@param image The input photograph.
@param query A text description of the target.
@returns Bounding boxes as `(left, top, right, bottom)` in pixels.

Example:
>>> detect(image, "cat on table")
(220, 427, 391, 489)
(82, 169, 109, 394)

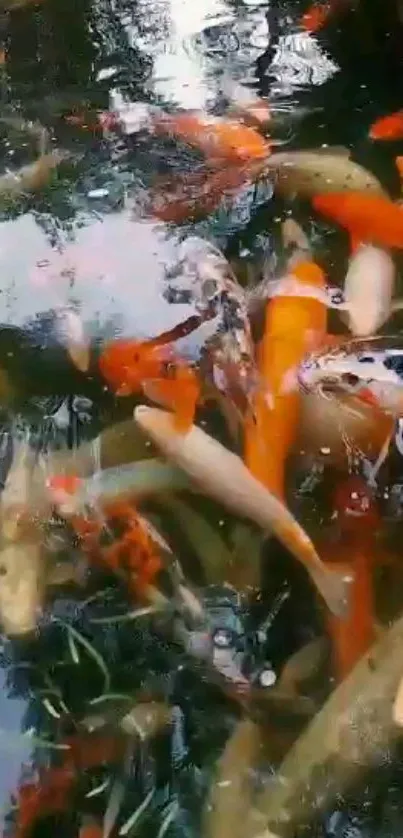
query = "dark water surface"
(0, 1, 402, 836)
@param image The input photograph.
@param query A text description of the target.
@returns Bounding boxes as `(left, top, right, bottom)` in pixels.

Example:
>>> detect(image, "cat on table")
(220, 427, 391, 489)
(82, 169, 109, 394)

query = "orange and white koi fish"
(244, 220, 327, 500)
(369, 111, 403, 141)
(324, 476, 378, 681)
(134, 405, 351, 616)
(312, 191, 403, 250)
(99, 339, 200, 433)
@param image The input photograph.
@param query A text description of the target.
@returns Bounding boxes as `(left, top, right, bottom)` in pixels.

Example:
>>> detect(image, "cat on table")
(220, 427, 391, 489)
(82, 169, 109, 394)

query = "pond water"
(0, 1, 403, 837)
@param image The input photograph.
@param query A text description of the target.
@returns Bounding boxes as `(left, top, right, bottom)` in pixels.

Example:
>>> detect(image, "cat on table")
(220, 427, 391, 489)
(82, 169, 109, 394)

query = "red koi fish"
(99, 339, 200, 433)
(312, 191, 403, 250)
(324, 476, 378, 681)
(369, 111, 403, 141)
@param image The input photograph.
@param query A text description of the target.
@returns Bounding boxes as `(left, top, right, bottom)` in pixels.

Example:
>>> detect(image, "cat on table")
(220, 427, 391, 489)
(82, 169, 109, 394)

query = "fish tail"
(310, 563, 353, 617)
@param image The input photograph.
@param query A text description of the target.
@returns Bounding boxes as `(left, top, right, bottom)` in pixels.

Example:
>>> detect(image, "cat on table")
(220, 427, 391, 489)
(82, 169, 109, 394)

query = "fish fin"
(311, 564, 353, 617)
(302, 145, 351, 157)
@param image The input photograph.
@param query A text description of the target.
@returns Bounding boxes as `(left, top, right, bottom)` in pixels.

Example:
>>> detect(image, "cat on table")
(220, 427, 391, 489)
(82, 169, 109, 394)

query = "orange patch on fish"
(313, 191, 403, 250)
(396, 156, 403, 180)
(99, 339, 200, 432)
(369, 111, 403, 141)
(244, 259, 327, 499)
(300, 2, 332, 32)
(324, 477, 378, 681)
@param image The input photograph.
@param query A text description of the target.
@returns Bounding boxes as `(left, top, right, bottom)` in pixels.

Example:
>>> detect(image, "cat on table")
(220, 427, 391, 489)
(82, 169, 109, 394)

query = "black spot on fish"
(384, 355, 403, 378)
(359, 356, 375, 363)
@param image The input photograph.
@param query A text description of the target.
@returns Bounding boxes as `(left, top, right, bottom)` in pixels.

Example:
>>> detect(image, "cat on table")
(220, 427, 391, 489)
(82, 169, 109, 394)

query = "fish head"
(298, 336, 403, 413)
(332, 476, 379, 532)
(0, 541, 44, 635)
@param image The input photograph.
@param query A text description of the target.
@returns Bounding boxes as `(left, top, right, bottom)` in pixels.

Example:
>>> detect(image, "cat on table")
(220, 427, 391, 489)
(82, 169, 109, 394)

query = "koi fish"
(369, 110, 403, 141)
(242, 610, 403, 838)
(99, 339, 200, 433)
(298, 335, 403, 417)
(312, 191, 403, 250)
(134, 405, 351, 616)
(244, 224, 327, 499)
(324, 476, 378, 681)
(165, 236, 258, 413)
(0, 148, 70, 202)
(150, 159, 268, 224)
(153, 110, 271, 166)
(265, 148, 385, 200)
(342, 244, 396, 336)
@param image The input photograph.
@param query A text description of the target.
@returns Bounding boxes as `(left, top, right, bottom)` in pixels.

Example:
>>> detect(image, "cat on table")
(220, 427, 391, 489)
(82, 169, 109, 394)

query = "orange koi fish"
(99, 339, 200, 433)
(153, 111, 271, 166)
(324, 476, 378, 681)
(312, 191, 403, 250)
(369, 111, 403, 141)
(244, 253, 327, 499)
